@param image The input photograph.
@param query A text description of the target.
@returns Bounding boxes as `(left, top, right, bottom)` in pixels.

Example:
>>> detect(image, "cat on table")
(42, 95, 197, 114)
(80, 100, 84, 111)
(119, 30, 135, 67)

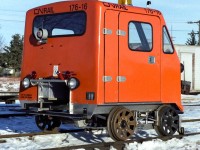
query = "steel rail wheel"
(155, 106, 179, 136)
(107, 107, 124, 141)
(35, 115, 61, 131)
(108, 107, 136, 141)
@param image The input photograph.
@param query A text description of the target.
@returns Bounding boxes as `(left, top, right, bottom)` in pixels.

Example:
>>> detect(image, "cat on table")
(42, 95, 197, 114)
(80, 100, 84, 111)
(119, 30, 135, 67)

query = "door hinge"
(117, 76, 126, 82)
(103, 76, 112, 82)
(103, 28, 112, 35)
(116, 30, 126, 36)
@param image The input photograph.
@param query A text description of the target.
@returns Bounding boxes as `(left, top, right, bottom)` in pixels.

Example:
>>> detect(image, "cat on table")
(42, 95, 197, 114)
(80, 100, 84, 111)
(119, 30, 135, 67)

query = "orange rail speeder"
(19, 0, 184, 141)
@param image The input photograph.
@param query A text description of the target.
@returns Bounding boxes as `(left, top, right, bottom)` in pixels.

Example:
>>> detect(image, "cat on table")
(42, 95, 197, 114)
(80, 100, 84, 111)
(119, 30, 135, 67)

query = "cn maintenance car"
(19, 0, 183, 141)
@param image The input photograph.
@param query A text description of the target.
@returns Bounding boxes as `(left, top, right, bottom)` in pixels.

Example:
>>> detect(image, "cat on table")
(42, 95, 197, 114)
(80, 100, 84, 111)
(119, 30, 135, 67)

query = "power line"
(0, 14, 24, 17)
(171, 29, 192, 32)
(0, 12, 25, 18)
(0, 11, 25, 15)
(0, 19, 24, 23)
(0, 9, 25, 13)
(188, 21, 200, 45)
(168, 22, 188, 24)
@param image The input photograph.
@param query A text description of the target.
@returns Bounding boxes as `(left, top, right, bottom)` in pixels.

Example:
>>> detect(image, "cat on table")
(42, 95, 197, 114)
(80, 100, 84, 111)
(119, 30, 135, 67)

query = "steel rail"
(182, 118, 200, 122)
(44, 131, 200, 150)
(183, 104, 200, 106)
(0, 129, 84, 140)
(0, 113, 31, 118)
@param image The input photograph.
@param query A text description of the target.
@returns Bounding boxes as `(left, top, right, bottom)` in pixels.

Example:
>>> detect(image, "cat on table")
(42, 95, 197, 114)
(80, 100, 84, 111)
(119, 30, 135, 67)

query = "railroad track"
(183, 104, 200, 106)
(0, 113, 31, 118)
(44, 131, 200, 150)
(0, 131, 59, 141)
(0, 118, 199, 149)
(0, 106, 30, 118)
(0, 128, 84, 142)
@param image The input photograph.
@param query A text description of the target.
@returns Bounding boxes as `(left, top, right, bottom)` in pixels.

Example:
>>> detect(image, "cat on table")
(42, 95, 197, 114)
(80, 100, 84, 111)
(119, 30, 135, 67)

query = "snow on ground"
(0, 77, 20, 92)
(0, 79, 200, 149)
(0, 96, 199, 149)
(182, 94, 200, 102)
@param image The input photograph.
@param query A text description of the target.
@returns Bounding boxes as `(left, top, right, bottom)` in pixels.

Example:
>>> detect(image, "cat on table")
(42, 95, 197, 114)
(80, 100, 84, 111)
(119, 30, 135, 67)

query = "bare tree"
(0, 35, 4, 51)
(0, 26, 5, 52)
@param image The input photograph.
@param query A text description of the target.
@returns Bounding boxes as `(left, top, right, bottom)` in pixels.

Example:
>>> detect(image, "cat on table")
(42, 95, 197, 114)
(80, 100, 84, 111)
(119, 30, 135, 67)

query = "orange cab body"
(19, 0, 183, 117)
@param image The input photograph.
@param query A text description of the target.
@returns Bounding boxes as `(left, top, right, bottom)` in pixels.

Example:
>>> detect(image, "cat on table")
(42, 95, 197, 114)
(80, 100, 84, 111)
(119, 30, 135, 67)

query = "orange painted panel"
(118, 12, 161, 102)
(104, 10, 119, 103)
(161, 26, 183, 111)
(19, 1, 102, 105)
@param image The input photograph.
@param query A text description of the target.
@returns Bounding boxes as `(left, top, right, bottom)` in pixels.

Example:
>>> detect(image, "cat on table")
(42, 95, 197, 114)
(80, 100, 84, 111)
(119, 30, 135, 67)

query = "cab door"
(104, 10, 119, 103)
(118, 12, 161, 102)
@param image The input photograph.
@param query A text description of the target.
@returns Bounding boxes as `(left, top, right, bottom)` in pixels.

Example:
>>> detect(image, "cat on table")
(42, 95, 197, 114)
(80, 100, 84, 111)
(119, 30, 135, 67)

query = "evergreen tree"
(3, 34, 23, 71)
(186, 30, 197, 45)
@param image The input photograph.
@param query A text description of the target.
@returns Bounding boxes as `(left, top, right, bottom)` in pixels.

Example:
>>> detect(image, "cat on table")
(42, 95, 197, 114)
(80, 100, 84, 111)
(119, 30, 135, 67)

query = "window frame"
(32, 11, 87, 38)
(128, 21, 153, 52)
(162, 26, 175, 54)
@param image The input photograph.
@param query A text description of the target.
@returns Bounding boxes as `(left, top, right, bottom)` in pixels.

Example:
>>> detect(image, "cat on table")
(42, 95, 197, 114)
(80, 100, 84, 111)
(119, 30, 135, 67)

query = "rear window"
(33, 11, 86, 37)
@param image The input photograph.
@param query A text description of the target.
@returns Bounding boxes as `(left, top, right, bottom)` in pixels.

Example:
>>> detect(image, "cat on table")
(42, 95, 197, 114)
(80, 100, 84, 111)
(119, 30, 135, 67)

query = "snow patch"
(0, 77, 20, 92)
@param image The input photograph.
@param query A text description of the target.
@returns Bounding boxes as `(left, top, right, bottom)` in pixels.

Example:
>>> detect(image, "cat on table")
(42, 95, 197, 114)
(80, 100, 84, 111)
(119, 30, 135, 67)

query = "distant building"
(175, 45, 200, 92)
(2, 68, 15, 76)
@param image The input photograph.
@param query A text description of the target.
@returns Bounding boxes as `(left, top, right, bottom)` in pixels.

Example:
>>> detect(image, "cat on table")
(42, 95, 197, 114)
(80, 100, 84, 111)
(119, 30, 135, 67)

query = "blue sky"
(0, 0, 199, 46)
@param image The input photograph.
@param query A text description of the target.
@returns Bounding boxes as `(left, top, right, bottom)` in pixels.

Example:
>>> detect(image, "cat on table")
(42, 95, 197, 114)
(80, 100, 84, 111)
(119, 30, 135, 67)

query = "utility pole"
(188, 20, 200, 45)
(170, 25, 175, 42)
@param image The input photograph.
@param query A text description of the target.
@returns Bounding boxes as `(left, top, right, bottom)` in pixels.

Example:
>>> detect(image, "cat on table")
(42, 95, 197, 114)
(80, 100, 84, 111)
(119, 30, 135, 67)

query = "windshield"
(33, 11, 86, 37)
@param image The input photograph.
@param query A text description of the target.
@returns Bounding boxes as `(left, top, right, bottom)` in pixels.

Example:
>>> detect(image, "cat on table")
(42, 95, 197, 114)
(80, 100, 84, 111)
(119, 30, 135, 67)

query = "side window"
(163, 27, 174, 54)
(129, 22, 152, 51)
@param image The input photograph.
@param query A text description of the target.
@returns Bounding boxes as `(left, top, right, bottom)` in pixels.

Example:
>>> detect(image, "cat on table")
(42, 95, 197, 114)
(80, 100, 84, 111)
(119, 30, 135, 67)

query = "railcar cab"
(19, 0, 183, 141)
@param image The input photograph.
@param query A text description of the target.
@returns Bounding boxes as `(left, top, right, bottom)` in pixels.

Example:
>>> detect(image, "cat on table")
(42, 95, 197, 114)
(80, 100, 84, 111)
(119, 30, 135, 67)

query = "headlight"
(34, 28, 48, 41)
(22, 78, 30, 89)
(67, 77, 80, 90)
